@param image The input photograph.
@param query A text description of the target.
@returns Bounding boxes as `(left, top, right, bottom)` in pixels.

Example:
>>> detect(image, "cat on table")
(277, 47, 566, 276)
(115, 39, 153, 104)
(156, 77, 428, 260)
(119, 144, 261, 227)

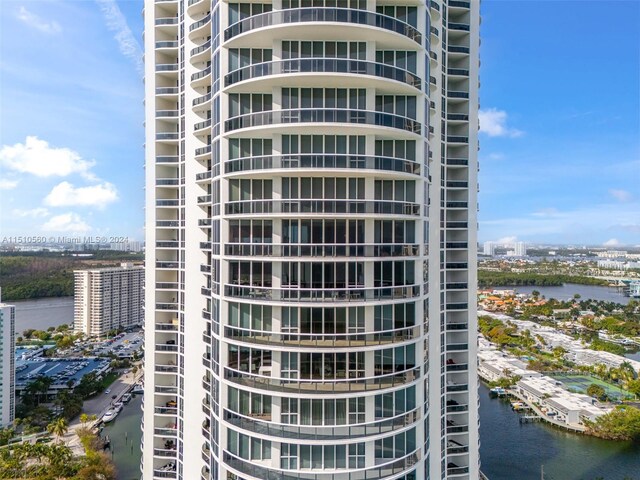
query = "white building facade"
(74, 263, 144, 337)
(0, 302, 16, 427)
(142, 0, 480, 479)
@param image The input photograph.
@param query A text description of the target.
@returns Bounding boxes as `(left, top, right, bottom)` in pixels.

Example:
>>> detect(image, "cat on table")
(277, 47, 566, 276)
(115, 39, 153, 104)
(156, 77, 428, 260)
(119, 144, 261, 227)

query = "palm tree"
(619, 361, 636, 381)
(80, 413, 89, 427)
(47, 418, 69, 444)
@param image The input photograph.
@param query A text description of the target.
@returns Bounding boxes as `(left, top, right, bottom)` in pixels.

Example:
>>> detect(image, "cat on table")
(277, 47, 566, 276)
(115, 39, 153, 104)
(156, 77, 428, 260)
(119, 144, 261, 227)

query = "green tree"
(627, 379, 640, 399)
(47, 417, 69, 443)
(586, 384, 606, 400)
(552, 346, 567, 359)
(0, 427, 15, 446)
(584, 405, 640, 441)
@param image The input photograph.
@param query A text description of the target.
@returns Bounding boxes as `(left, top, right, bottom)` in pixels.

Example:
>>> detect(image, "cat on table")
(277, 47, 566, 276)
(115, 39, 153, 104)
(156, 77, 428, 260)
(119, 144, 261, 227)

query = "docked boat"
(489, 387, 507, 397)
(122, 393, 132, 403)
(113, 402, 124, 412)
(102, 409, 118, 423)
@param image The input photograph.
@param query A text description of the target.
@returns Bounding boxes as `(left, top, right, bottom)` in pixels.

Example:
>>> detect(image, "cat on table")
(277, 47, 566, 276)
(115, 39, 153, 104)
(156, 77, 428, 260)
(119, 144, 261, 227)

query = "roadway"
(62, 366, 143, 455)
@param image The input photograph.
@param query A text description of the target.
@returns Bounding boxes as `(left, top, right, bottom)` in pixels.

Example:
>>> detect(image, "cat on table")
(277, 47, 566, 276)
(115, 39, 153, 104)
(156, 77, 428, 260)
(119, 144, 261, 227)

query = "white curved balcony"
(223, 154, 420, 177)
(224, 109, 421, 136)
(223, 325, 421, 350)
(223, 284, 422, 306)
(224, 8, 422, 50)
(224, 58, 421, 93)
(223, 448, 420, 480)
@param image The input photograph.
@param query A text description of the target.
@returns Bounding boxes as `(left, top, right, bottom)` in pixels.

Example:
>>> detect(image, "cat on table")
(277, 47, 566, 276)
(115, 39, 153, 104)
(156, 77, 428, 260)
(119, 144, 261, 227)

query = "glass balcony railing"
(225, 58, 421, 89)
(224, 199, 421, 216)
(225, 109, 421, 134)
(224, 365, 420, 395)
(224, 8, 422, 45)
(224, 325, 420, 348)
(223, 243, 420, 258)
(189, 14, 211, 32)
(224, 283, 421, 303)
(225, 153, 420, 175)
(223, 407, 419, 441)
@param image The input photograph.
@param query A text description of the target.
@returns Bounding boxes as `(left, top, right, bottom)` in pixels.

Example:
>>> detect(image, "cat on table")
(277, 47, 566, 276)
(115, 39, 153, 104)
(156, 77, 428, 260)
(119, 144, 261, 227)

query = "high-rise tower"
(0, 301, 16, 427)
(142, 1, 480, 479)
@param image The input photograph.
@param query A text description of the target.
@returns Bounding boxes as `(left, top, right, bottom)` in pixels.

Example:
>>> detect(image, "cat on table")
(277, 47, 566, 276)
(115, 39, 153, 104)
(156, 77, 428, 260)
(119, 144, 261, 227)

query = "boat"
(122, 393, 132, 403)
(113, 402, 124, 412)
(489, 387, 507, 397)
(131, 383, 144, 394)
(102, 410, 118, 423)
(511, 402, 525, 411)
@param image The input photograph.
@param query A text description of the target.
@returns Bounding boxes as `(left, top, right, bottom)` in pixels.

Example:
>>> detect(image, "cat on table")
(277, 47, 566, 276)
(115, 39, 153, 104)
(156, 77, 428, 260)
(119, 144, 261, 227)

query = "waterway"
(101, 394, 143, 480)
(511, 284, 631, 305)
(109, 387, 640, 480)
(10, 296, 74, 333)
(479, 384, 640, 480)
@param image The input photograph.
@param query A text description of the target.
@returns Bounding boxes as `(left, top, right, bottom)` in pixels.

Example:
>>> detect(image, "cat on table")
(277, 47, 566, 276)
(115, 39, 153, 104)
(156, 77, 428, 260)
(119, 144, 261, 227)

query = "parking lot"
(91, 330, 143, 358)
(15, 357, 110, 390)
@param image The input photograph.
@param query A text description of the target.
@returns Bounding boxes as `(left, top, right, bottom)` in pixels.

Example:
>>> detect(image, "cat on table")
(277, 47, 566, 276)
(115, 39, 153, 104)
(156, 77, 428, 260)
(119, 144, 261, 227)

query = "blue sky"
(0, 1, 638, 246)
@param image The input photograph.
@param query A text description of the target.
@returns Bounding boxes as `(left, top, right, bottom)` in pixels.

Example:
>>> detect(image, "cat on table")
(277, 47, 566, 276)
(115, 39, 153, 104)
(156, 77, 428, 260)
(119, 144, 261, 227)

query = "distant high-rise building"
(143, 0, 480, 479)
(0, 301, 15, 427)
(513, 242, 526, 257)
(74, 263, 144, 337)
(483, 241, 496, 256)
(110, 241, 145, 253)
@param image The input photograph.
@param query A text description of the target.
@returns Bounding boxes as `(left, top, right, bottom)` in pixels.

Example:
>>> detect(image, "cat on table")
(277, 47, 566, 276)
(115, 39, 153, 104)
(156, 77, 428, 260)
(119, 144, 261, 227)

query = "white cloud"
(96, 0, 144, 75)
(481, 201, 640, 244)
(42, 213, 91, 233)
(532, 208, 560, 218)
(12, 208, 50, 218)
(495, 236, 518, 245)
(479, 108, 523, 138)
(0, 179, 18, 190)
(16, 6, 61, 34)
(44, 181, 118, 208)
(0, 136, 96, 179)
(609, 189, 633, 202)
(603, 238, 620, 247)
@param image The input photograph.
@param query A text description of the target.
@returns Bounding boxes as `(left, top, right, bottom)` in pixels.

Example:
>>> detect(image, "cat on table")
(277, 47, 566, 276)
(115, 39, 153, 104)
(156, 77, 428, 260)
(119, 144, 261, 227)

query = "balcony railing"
(224, 199, 420, 216)
(223, 243, 420, 258)
(190, 40, 212, 57)
(225, 365, 420, 396)
(224, 407, 419, 441)
(155, 17, 178, 26)
(189, 14, 211, 32)
(224, 283, 421, 303)
(225, 108, 421, 134)
(224, 325, 420, 348)
(448, 22, 470, 32)
(448, 45, 470, 54)
(225, 58, 421, 89)
(225, 153, 420, 175)
(224, 8, 421, 45)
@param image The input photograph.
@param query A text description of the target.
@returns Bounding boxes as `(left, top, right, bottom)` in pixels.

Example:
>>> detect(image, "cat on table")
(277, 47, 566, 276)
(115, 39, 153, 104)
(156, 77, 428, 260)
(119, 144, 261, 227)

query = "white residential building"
(513, 242, 526, 257)
(0, 302, 16, 427)
(482, 241, 495, 256)
(515, 377, 611, 427)
(143, 1, 480, 479)
(74, 263, 144, 337)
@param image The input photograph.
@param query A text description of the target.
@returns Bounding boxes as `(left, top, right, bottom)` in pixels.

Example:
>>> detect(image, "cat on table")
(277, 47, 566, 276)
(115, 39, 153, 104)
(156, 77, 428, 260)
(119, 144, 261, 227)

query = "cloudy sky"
(0, 0, 638, 246)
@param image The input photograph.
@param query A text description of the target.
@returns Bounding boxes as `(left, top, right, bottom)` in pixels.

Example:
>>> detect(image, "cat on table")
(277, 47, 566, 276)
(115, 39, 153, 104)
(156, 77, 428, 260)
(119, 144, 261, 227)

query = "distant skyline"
(0, 1, 638, 245)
